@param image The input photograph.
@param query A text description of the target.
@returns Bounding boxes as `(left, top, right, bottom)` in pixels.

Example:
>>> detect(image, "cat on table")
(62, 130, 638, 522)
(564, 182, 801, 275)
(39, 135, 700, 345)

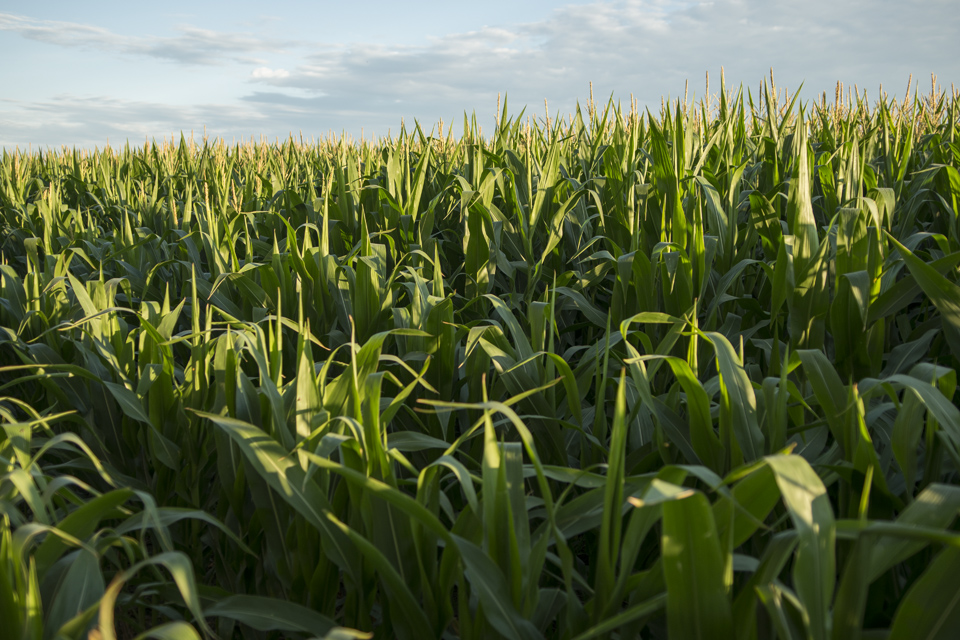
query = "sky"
(1, 0, 957, 149)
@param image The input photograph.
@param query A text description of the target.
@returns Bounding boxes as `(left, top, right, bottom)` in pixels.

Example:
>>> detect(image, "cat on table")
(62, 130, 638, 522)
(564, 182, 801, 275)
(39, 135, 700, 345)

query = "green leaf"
(114, 507, 253, 555)
(45, 550, 104, 640)
(99, 551, 210, 640)
(570, 593, 666, 640)
(102, 381, 152, 425)
(193, 410, 358, 578)
(662, 491, 732, 640)
(35, 489, 133, 572)
(888, 546, 960, 640)
(867, 484, 960, 581)
(132, 622, 201, 640)
(765, 454, 835, 640)
(703, 332, 764, 462)
(886, 233, 960, 360)
(204, 594, 340, 635)
(454, 535, 543, 640)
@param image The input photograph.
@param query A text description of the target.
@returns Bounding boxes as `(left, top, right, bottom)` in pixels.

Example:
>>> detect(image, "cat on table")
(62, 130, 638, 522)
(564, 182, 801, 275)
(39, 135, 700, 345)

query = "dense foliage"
(2, 79, 960, 640)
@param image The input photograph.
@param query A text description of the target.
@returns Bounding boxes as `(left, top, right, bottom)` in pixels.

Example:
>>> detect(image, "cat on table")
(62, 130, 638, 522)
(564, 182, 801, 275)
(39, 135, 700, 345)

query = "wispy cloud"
(0, 12, 285, 65)
(252, 67, 290, 80)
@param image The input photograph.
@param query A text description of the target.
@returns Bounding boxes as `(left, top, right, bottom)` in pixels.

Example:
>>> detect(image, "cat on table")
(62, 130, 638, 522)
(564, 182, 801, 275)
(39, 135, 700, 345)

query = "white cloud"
(252, 67, 290, 80)
(0, 12, 285, 65)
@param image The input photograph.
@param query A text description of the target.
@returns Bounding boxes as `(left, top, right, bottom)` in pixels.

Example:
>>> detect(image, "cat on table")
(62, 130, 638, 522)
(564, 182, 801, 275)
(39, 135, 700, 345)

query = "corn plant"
(1, 76, 959, 639)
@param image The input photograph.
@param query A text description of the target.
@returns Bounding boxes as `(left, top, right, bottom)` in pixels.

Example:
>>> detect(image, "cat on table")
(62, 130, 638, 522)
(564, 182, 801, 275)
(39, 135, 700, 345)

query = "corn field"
(2, 77, 960, 640)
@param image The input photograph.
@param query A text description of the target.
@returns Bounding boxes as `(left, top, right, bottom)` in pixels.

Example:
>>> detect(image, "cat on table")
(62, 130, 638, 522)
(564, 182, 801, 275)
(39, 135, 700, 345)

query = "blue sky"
(1, 0, 957, 148)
